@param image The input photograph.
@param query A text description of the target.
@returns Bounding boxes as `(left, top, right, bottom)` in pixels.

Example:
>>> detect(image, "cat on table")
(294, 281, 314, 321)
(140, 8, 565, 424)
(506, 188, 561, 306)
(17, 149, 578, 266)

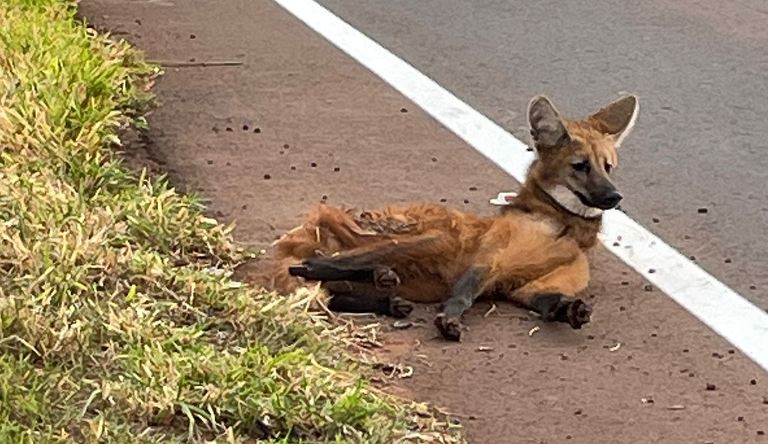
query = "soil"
(80, 1, 768, 442)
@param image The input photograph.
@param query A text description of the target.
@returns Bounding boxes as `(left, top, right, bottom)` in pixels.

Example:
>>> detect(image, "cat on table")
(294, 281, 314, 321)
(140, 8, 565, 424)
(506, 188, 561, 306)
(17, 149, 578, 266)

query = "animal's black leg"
(434, 268, 486, 341)
(324, 283, 413, 318)
(529, 292, 592, 329)
(289, 256, 400, 288)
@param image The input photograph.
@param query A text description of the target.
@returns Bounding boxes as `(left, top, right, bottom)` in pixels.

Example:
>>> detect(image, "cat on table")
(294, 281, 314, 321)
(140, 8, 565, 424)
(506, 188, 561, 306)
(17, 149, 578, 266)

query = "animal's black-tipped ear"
(528, 96, 570, 149)
(588, 95, 639, 147)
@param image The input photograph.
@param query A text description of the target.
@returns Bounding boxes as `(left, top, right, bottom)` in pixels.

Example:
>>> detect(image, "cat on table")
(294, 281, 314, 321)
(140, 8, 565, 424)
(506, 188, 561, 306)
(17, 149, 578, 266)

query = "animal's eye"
(604, 162, 613, 173)
(572, 160, 590, 173)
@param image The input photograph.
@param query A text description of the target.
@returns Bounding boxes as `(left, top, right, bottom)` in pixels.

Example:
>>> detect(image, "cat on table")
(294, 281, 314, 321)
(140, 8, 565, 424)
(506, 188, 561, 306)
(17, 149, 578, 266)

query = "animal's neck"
(511, 181, 603, 250)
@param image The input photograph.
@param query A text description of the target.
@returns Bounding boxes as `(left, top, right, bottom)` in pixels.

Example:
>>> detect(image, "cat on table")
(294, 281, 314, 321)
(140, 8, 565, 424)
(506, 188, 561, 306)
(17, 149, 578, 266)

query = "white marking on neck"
(545, 185, 603, 218)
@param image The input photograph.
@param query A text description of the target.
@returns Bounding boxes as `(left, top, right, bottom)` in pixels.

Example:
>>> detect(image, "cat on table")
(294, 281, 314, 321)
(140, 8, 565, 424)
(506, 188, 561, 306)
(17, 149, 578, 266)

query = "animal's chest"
(484, 215, 578, 286)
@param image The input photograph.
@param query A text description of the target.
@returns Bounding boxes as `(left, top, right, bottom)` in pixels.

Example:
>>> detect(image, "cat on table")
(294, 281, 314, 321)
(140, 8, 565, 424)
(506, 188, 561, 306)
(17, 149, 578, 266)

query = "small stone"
(431, 157, 438, 162)
(189, 34, 196, 39)
(750, 379, 757, 385)
(400, 107, 408, 113)
(310, 162, 317, 168)
(439, 198, 447, 203)
(648, 268, 656, 274)
(652, 217, 660, 223)
(253, 127, 261, 133)
(333, 167, 340, 172)
(724, 258, 732, 263)
(242, 124, 249, 130)
(263, 174, 271, 180)
(705, 383, 717, 391)
(697, 207, 709, 214)
(283, 143, 290, 149)
(643, 285, 653, 292)
(290, 166, 296, 171)
(225, 127, 233, 132)
(737, 416, 744, 421)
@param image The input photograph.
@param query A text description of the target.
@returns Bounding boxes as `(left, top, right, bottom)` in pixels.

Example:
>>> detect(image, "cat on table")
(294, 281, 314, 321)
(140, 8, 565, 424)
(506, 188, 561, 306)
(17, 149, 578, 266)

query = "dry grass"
(0, 1, 464, 442)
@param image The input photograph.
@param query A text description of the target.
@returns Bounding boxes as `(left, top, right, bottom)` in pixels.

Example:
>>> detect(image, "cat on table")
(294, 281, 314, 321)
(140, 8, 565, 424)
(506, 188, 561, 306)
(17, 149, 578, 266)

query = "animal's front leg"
(508, 254, 592, 329)
(434, 268, 488, 341)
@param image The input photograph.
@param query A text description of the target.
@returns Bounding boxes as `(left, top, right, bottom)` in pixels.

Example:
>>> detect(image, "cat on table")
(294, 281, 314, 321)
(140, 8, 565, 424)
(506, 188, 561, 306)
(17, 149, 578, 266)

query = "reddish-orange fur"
(267, 94, 639, 339)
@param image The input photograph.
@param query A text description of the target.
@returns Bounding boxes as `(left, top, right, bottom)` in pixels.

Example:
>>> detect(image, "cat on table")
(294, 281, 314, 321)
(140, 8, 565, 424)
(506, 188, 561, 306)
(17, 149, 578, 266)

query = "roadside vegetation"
(0, 1, 462, 442)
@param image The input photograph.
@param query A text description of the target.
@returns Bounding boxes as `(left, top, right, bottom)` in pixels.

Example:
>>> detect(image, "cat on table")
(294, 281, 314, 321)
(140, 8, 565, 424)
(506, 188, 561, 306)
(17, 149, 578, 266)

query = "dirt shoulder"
(81, 0, 768, 442)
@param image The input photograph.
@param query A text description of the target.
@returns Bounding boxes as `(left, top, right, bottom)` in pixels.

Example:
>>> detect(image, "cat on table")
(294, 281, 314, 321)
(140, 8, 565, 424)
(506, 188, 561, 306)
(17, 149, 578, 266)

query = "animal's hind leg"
(507, 253, 592, 329)
(324, 282, 413, 318)
(289, 257, 400, 289)
(288, 233, 440, 288)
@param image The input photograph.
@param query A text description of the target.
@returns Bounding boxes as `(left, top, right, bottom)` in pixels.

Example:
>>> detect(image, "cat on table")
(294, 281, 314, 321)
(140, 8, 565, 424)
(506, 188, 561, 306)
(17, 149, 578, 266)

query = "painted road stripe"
(273, 0, 768, 371)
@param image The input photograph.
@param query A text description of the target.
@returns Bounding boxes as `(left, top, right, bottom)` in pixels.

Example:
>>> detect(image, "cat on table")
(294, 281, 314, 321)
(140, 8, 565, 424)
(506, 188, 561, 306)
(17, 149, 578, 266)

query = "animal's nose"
(600, 191, 623, 209)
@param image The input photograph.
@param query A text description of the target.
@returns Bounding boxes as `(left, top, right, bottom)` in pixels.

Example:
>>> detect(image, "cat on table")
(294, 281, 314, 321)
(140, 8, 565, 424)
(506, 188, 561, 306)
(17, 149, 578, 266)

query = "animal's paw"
(533, 293, 592, 329)
(434, 314, 463, 341)
(373, 266, 401, 288)
(563, 298, 592, 329)
(388, 296, 413, 318)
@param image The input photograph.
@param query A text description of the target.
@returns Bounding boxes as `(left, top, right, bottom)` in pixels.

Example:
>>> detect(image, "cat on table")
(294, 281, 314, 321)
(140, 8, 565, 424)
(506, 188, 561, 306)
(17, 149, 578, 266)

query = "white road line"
(272, 0, 768, 371)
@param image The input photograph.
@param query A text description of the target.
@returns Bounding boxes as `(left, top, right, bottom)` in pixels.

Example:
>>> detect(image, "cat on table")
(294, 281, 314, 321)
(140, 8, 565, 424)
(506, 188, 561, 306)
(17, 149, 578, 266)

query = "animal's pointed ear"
(528, 95, 570, 149)
(588, 95, 639, 147)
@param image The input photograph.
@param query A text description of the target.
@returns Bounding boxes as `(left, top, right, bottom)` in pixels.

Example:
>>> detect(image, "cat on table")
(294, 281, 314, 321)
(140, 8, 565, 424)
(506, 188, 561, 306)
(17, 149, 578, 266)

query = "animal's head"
(526, 94, 639, 217)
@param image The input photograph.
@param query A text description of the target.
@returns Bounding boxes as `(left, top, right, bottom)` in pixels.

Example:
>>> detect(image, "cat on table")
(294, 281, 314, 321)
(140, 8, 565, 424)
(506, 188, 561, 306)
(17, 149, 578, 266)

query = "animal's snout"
(596, 190, 623, 209)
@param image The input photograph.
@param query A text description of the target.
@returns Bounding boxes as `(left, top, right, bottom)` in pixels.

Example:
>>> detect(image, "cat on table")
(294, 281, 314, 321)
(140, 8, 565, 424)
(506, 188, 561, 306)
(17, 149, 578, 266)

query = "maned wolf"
(269, 94, 638, 341)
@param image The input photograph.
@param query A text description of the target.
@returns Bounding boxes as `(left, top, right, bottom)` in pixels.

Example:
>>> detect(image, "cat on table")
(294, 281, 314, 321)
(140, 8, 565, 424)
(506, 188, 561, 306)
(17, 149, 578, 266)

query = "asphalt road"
(317, 0, 768, 309)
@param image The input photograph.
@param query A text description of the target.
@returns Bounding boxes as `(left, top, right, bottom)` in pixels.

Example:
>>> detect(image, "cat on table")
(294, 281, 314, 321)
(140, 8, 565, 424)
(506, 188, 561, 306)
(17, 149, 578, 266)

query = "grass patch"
(0, 1, 463, 442)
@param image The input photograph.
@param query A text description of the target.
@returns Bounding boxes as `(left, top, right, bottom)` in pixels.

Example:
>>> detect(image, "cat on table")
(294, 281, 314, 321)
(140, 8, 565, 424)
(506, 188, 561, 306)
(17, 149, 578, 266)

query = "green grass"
(0, 1, 463, 442)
